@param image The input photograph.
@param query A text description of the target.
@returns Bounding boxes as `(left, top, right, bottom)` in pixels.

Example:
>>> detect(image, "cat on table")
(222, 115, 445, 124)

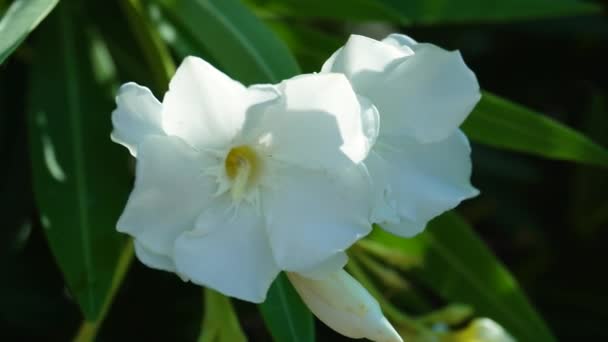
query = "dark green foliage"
(1, 0, 606, 340)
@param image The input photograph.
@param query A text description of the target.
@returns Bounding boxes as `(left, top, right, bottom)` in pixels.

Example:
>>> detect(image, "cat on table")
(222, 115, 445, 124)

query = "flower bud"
(287, 270, 403, 342)
(450, 318, 515, 342)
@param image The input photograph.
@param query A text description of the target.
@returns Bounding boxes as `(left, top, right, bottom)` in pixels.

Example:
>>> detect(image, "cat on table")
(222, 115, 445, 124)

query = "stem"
(73, 321, 97, 342)
(347, 254, 432, 337)
(355, 250, 432, 312)
(72, 240, 134, 342)
(417, 304, 473, 326)
(120, 0, 175, 93)
(355, 239, 421, 270)
(356, 250, 411, 290)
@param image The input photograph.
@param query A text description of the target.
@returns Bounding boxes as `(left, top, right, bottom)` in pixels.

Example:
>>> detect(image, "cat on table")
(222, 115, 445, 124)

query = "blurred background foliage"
(1, 0, 607, 341)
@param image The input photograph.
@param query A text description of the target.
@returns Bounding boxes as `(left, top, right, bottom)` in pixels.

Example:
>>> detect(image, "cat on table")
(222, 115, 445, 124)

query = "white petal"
(288, 271, 403, 342)
(369, 131, 478, 237)
(174, 196, 279, 303)
(321, 35, 413, 87)
(111, 82, 164, 156)
(323, 34, 480, 143)
(362, 43, 480, 143)
(134, 240, 177, 273)
(116, 135, 217, 254)
(295, 252, 348, 280)
(162, 56, 277, 150)
(358, 95, 380, 151)
(381, 33, 418, 49)
(242, 73, 375, 169)
(367, 151, 401, 226)
(263, 164, 372, 273)
(382, 217, 427, 239)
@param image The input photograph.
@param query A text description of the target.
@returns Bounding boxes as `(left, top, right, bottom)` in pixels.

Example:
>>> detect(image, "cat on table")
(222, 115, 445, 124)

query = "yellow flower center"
(224, 145, 260, 201)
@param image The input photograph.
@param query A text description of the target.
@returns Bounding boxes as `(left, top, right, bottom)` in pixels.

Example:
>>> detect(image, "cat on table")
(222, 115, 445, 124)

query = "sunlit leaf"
(26, 1, 132, 321)
(0, 0, 58, 64)
(259, 273, 315, 342)
(157, 0, 300, 85)
(464, 92, 608, 168)
(371, 212, 556, 341)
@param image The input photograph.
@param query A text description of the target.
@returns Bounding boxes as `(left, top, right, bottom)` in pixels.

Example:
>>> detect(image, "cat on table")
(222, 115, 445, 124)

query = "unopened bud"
(451, 318, 515, 342)
(287, 270, 403, 342)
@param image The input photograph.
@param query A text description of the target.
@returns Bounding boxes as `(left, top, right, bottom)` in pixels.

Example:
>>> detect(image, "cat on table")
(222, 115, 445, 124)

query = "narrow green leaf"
(246, 0, 600, 24)
(74, 241, 134, 341)
(371, 212, 556, 341)
(0, 62, 32, 258)
(198, 289, 247, 342)
(244, 0, 401, 22)
(569, 94, 608, 236)
(89, 0, 175, 96)
(157, 0, 300, 84)
(0, 0, 58, 64)
(265, 21, 343, 73)
(118, 0, 175, 92)
(259, 273, 315, 342)
(379, 0, 600, 24)
(26, 1, 132, 321)
(463, 92, 608, 168)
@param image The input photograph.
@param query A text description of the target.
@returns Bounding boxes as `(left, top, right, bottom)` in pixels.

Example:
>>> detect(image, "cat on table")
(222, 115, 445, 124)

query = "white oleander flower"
(322, 34, 481, 237)
(289, 270, 403, 342)
(111, 56, 377, 303)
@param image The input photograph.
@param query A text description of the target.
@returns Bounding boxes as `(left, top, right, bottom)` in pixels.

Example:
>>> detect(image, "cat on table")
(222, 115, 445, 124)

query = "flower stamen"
(224, 145, 260, 201)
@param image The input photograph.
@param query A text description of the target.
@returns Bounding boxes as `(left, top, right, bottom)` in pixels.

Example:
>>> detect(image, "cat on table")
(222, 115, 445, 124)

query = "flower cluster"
(111, 33, 480, 342)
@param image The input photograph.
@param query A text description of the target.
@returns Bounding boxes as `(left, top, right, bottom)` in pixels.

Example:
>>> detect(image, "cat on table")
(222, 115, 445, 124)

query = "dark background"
(1, 4, 607, 342)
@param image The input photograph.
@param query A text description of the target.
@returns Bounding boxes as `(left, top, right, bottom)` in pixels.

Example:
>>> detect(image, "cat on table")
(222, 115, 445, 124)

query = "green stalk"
(347, 253, 433, 338)
(73, 241, 134, 342)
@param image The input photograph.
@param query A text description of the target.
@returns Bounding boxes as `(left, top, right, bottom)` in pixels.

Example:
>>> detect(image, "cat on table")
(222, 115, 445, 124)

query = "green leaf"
(89, 1, 155, 91)
(265, 21, 344, 73)
(0, 61, 32, 258)
(89, 0, 175, 96)
(198, 289, 247, 342)
(379, 0, 600, 24)
(117, 0, 175, 92)
(371, 212, 556, 341)
(26, 1, 132, 321)
(247, 0, 600, 24)
(463, 92, 608, 168)
(244, 0, 401, 22)
(0, 0, 58, 64)
(156, 0, 300, 85)
(74, 241, 134, 341)
(569, 94, 608, 236)
(259, 273, 315, 342)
